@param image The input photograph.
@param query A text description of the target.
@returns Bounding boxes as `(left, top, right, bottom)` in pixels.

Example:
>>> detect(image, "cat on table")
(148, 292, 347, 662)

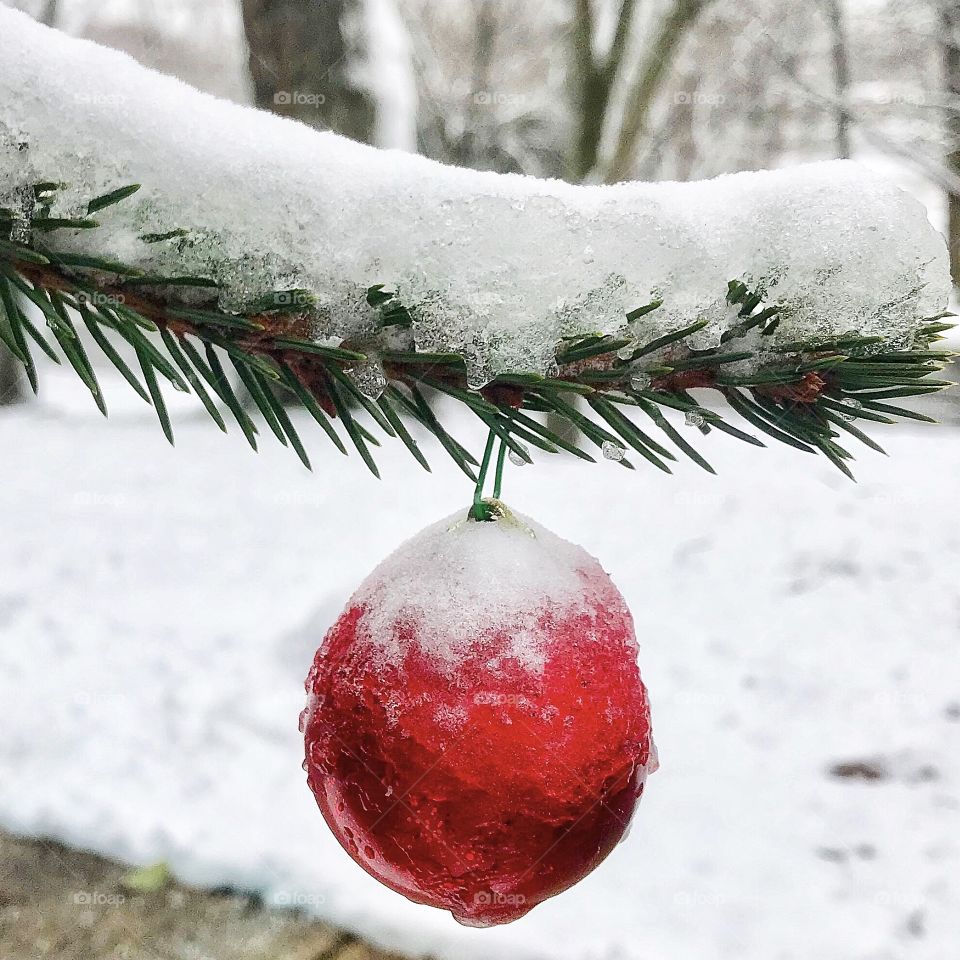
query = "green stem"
(468, 429, 497, 520)
(492, 438, 507, 499)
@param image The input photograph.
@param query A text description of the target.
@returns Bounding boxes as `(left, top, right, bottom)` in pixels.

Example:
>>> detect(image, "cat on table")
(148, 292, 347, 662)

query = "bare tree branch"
(749, 9, 960, 198)
(568, 0, 639, 182)
(37, 0, 58, 28)
(823, 0, 852, 159)
(603, 0, 709, 184)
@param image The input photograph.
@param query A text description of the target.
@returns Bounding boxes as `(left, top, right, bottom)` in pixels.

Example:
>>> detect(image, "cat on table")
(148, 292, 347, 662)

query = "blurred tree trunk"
(241, 0, 375, 142)
(555, 0, 640, 445)
(448, 0, 497, 169)
(560, 0, 642, 443)
(38, 0, 59, 27)
(240, 0, 377, 410)
(944, 2, 960, 285)
(567, 0, 637, 182)
(824, 0, 851, 159)
(604, 0, 709, 183)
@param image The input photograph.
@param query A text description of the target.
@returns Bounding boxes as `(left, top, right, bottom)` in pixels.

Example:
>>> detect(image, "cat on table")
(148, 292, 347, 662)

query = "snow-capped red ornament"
(302, 502, 655, 926)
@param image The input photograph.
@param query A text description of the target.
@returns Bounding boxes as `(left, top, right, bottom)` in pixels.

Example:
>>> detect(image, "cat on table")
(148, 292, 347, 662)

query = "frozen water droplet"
(840, 399, 863, 421)
(630, 371, 652, 391)
(602, 440, 626, 461)
(508, 445, 529, 466)
(347, 359, 386, 399)
(685, 410, 706, 428)
(6, 185, 33, 244)
(9, 218, 31, 245)
(466, 368, 493, 391)
(582, 245, 595, 264)
(616, 344, 635, 361)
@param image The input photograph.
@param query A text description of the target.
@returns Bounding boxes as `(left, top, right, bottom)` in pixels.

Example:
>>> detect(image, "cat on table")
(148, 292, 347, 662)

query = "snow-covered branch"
(0, 7, 955, 484)
(0, 6, 949, 389)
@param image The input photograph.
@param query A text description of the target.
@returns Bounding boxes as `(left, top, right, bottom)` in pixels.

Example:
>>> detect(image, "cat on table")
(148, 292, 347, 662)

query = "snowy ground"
(1, 370, 958, 960)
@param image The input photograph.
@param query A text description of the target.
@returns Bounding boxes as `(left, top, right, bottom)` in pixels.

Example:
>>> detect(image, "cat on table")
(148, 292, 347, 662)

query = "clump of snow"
(0, 7, 950, 387)
(349, 507, 617, 674)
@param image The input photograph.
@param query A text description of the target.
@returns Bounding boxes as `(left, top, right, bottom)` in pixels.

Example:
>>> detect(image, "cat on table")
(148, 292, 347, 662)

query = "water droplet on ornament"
(301, 758, 309, 772)
(630, 371, 652, 391)
(646, 738, 661, 776)
(685, 410, 706, 429)
(602, 440, 626, 461)
(363, 845, 375, 859)
(840, 399, 863, 421)
(508, 444, 529, 466)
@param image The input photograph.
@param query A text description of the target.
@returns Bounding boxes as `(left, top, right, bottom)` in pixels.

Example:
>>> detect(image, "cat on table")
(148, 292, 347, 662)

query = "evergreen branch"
(0, 181, 954, 481)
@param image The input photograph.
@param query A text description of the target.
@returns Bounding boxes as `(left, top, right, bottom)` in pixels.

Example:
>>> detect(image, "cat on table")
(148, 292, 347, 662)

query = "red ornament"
(302, 505, 655, 926)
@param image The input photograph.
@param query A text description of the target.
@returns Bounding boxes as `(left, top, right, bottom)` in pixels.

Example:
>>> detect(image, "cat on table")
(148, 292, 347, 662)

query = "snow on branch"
(0, 7, 949, 388)
(0, 8, 954, 481)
